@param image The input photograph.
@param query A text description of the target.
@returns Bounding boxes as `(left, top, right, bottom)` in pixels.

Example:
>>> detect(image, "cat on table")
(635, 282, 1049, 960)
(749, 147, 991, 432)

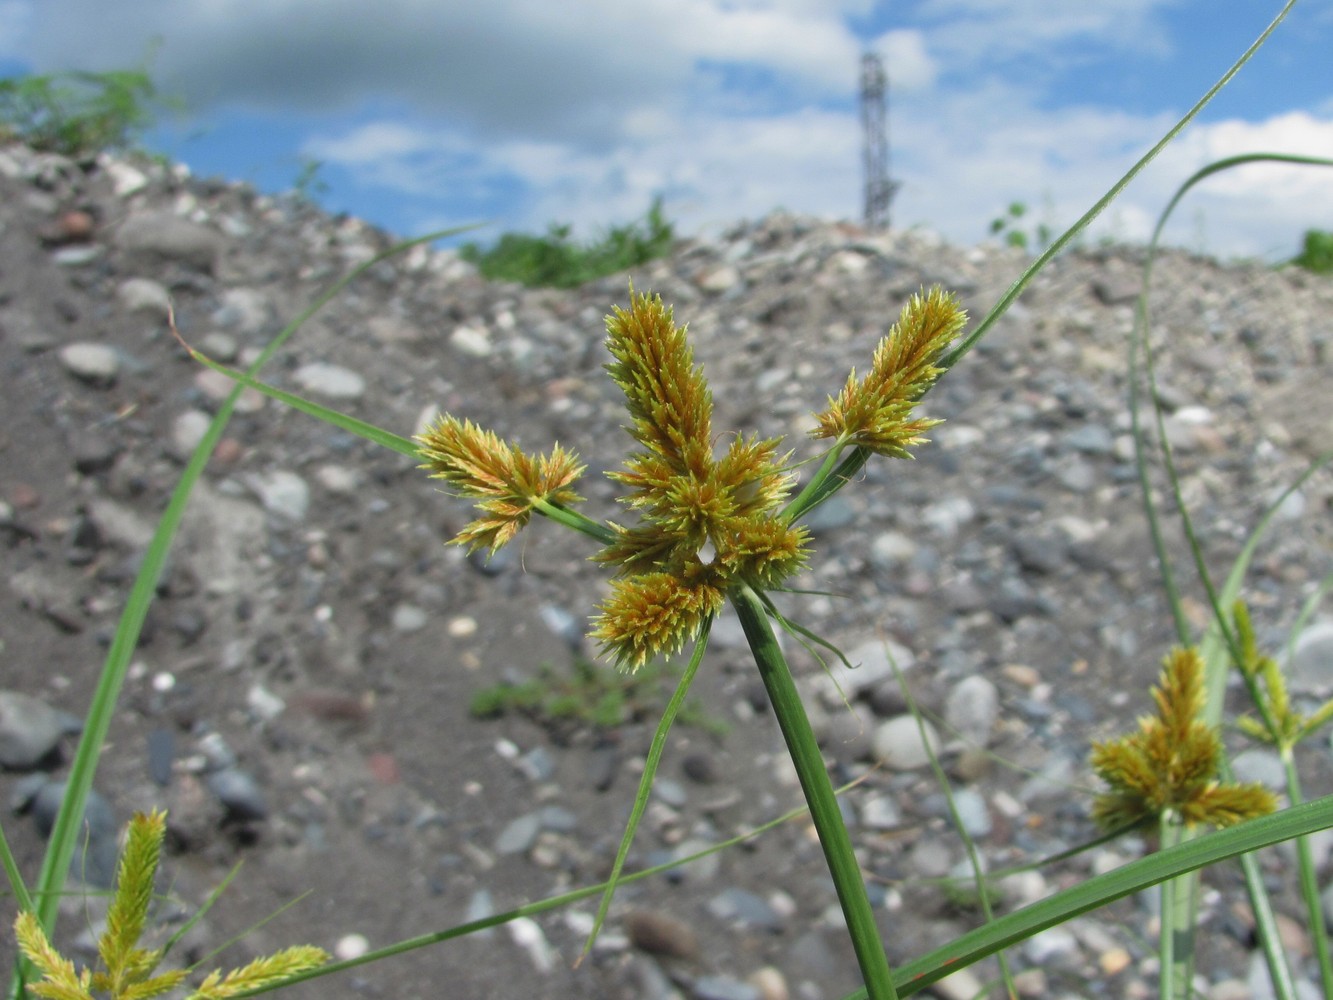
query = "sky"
(2, 1, 1331, 261)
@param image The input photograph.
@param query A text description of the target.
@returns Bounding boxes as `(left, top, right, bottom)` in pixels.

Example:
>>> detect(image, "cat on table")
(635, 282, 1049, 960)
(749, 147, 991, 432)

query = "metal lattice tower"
(859, 52, 898, 230)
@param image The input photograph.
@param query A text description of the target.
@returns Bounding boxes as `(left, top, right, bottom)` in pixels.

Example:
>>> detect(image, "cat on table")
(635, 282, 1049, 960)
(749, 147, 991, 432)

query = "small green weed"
(0, 68, 168, 157)
(459, 198, 674, 288)
(470, 654, 725, 737)
(987, 200, 1053, 253)
(1290, 228, 1333, 274)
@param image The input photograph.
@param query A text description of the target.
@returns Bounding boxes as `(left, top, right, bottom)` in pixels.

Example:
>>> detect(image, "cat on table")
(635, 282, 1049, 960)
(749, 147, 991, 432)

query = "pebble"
(451, 324, 492, 357)
(293, 362, 367, 400)
(507, 917, 554, 972)
(193, 368, 266, 412)
(117, 278, 171, 317)
(58, 342, 120, 384)
(944, 675, 999, 745)
(391, 603, 429, 632)
(707, 889, 784, 931)
(248, 469, 310, 521)
(494, 811, 543, 854)
(692, 975, 760, 1000)
(15, 780, 118, 887)
(871, 715, 941, 771)
(0, 690, 80, 768)
(205, 767, 269, 821)
(1285, 619, 1333, 692)
(116, 209, 223, 272)
(171, 409, 213, 457)
(334, 933, 370, 960)
(315, 464, 361, 493)
(811, 637, 915, 705)
(626, 909, 699, 959)
(747, 967, 788, 1000)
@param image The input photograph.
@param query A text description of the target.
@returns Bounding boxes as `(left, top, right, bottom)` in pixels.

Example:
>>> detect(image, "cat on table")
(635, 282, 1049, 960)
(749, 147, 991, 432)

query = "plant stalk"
(731, 583, 897, 1000)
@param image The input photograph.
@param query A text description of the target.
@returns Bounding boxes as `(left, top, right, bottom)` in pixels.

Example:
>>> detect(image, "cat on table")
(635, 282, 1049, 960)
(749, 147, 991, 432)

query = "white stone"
(871, 715, 941, 771)
(945, 676, 1000, 745)
(103, 159, 148, 197)
(171, 410, 213, 458)
(293, 362, 366, 400)
(59, 342, 120, 383)
(249, 470, 310, 521)
(1286, 619, 1333, 692)
(117, 277, 172, 317)
(451, 325, 491, 357)
(333, 933, 369, 960)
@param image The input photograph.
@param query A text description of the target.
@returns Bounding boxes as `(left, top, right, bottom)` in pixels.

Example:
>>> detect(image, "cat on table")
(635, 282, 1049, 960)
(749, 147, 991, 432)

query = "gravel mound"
(2, 141, 1332, 999)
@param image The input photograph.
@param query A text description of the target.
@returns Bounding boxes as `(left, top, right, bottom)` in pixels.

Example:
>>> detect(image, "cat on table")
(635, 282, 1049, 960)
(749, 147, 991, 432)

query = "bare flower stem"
(731, 583, 897, 1000)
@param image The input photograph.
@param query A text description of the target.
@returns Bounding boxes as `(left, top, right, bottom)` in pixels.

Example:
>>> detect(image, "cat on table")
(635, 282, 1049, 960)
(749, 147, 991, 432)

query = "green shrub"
(459, 198, 674, 288)
(0, 68, 166, 157)
(1291, 228, 1333, 274)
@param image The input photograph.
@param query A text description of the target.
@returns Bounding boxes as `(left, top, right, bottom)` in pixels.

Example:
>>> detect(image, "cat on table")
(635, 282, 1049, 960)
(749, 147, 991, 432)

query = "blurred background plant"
(0, 64, 176, 157)
(458, 197, 675, 288)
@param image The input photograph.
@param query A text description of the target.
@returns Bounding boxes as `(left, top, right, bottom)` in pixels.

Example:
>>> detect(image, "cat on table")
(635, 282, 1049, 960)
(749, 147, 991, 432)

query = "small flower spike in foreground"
(1091, 647, 1277, 830)
(413, 285, 967, 1000)
(14, 809, 328, 1000)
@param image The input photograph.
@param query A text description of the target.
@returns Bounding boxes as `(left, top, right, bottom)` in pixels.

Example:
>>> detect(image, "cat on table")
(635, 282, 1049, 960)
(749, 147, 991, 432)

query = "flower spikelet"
(416, 415, 585, 554)
(189, 947, 331, 999)
(813, 286, 966, 456)
(592, 572, 725, 670)
(605, 289, 712, 479)
(14, 911, 92, 1000)
(593, 289, 807, 668)
(1091, 647, 1277, 830)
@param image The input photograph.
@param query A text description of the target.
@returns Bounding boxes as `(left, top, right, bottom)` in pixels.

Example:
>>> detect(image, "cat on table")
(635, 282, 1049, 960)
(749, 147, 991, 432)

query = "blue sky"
(2, 1, 1331, 260)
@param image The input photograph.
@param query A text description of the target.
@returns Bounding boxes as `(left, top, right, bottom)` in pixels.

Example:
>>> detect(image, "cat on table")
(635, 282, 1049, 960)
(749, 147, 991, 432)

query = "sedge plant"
(13, 809, 327, 1000)
(8, 2, 1333, 997)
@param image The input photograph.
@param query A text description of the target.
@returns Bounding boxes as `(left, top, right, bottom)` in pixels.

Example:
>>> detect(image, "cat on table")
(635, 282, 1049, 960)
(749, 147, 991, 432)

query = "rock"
(1285, 619, 1333, 692)
(171, 409, 213, 458)
(117, 277, 172, 316)
(692, 975, 760, 1000)
(59, 342, 120, 384)
(451, 325, 491, 357)
(809, 637, 915, 706)
(495, 811, 542, 855)
(293, 362, 367, 400)
(206, 767, 268, 821)
(193, 368, 266, 412)
(871, 715, 941, 771)
(116, 210, 223, 272)
(18, 780, 118, 887)
(248, 469, 310, 521)
(944, 676, 999, 745)
(626, 909, 699, 960)
(0, 690, 80, 768)
(707, 889, 784, 931)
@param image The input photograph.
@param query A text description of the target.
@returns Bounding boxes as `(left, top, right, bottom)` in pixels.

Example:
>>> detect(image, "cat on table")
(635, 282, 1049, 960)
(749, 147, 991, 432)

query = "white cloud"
(867, 30, 938, 91)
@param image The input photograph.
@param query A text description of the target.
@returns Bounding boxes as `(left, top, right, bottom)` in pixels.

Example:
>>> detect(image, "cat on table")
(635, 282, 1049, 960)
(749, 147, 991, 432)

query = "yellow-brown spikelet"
(593, 289, 808, 668)
(1090, 647, 1277, 830)
(591, 572, 726, 671)
(416, 415, 584, 554)
(813, 286, 967, 456)
(604, 289, 712, 479)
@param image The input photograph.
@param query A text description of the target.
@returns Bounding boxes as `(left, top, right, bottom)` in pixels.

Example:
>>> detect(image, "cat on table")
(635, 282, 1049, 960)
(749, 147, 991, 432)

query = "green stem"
(785, 444, 870, 524)
(1158, 814, 1198, 1000)
(731, 583, 897, 1000)
(1283, 747, 1333, 990)
(532, 497, 617, 545)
